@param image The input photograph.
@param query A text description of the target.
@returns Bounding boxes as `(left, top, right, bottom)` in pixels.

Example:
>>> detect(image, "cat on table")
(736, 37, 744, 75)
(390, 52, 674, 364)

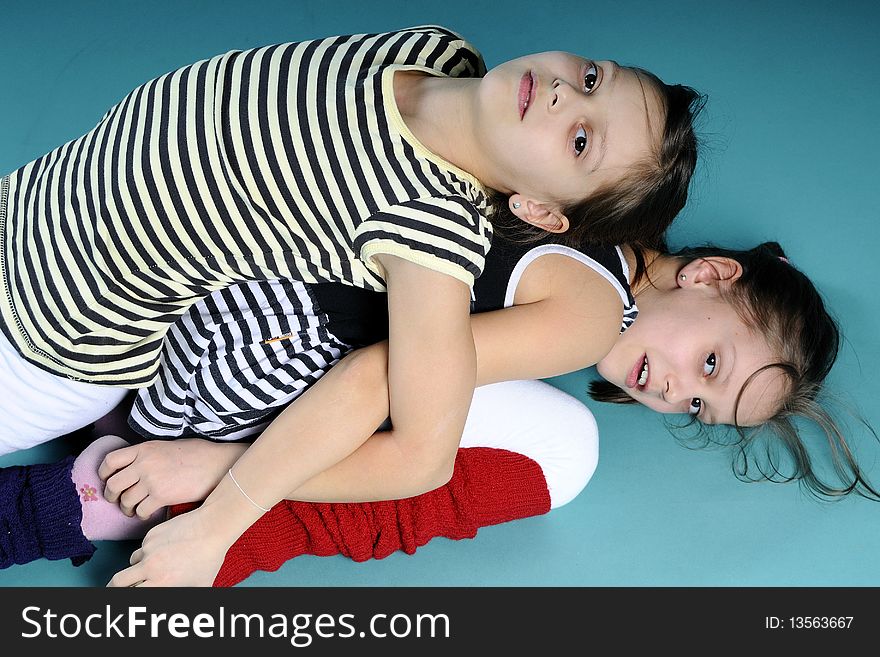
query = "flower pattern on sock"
(79, 484, 98, 502)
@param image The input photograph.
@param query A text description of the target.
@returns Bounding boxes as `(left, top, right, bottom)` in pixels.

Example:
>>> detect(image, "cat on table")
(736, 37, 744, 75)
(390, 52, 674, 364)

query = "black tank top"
(308, 234, 638, 347)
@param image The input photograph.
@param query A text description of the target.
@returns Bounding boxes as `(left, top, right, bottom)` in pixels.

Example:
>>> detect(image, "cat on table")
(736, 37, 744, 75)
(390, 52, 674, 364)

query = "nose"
(548, 77, 599, 121)
(661, 373, 691, 406)
(548, 78, 574, 113)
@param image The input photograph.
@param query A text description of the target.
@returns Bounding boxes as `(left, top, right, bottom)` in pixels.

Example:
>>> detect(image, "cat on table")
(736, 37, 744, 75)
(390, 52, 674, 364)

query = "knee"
(546, 405, 599, 509)
(460, 380, 600, 510)
(332, 342, 389, 393)
(528, 395, 600, 510)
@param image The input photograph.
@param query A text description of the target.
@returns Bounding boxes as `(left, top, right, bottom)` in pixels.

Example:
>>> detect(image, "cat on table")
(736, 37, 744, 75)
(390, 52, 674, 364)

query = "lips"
(626, 354, 647, 389)
(518, 71, 534, 120)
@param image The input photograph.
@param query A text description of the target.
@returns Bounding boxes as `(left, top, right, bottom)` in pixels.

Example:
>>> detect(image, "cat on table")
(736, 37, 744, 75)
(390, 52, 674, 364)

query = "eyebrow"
(588, 61, 618, 174)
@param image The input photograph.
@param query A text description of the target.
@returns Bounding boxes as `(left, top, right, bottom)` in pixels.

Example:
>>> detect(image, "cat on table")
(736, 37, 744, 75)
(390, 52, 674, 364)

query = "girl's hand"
(106, 506, 230, 587)
(98, 439, 246, 518)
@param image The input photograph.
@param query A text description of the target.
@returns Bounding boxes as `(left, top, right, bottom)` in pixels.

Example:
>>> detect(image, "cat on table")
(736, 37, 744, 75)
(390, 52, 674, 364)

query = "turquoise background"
(0, 0, 877, 587)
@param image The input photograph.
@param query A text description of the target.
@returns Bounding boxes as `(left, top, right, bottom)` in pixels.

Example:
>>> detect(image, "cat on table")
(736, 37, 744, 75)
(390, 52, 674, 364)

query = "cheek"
(521, 138, 560, 168)
(635, 396, 676, 415)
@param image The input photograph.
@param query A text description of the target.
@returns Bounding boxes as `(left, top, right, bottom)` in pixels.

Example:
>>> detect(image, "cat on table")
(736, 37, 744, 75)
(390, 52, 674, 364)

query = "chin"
(621, 388, 639, 404)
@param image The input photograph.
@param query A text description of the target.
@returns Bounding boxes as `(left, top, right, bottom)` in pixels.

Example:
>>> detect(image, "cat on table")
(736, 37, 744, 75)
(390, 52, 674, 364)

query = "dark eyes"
(703, 353, 717, 376)
(574, 126, 588, 155)
(573, 62, 600, 156)
(688, 353, 717, 416)
(583, 62, 599, 94)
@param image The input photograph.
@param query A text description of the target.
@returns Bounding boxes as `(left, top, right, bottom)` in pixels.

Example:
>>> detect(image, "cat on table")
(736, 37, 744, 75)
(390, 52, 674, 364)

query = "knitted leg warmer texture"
(198, 447, 551, 587)
(0, 456, 96, 568)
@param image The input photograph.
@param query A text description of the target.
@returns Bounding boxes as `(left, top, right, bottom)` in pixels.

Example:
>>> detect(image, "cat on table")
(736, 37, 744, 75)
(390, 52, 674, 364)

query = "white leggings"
(458, 379, 598, 510)
(0, 329, 127, 455)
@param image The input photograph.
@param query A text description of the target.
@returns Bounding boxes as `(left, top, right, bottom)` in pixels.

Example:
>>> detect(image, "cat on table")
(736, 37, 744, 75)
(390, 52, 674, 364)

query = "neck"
(394, 71, 484, 180)
(625, 247, 681, 299)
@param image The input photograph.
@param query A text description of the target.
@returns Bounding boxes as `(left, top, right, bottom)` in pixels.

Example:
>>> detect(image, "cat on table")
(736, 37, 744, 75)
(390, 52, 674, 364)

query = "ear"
(677, 256, 743, 289)
(508, 196, 570, 234)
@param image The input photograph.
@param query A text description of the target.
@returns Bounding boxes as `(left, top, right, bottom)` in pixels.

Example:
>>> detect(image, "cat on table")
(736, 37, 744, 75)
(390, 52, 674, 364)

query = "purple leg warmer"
(0, 455, 96, 568)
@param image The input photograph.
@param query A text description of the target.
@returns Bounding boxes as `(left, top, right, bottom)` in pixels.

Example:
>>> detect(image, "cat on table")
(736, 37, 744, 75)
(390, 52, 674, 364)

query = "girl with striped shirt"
(0, 25, 701, 454)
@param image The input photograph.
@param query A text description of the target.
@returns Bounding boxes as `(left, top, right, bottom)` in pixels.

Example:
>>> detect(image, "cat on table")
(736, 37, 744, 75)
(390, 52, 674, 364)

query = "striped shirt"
(0, 25, 493, 386)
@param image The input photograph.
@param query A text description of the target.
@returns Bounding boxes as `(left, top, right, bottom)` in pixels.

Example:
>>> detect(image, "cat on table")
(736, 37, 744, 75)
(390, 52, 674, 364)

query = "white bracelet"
(227, 468, 271, 513)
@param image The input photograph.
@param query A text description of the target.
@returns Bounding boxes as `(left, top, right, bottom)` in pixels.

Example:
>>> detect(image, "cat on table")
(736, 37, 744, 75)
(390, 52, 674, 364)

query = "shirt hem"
(360, 240, 476, 288)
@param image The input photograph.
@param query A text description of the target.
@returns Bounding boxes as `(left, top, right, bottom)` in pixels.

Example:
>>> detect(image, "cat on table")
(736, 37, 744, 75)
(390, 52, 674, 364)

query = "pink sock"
(71, 435, 165, 541)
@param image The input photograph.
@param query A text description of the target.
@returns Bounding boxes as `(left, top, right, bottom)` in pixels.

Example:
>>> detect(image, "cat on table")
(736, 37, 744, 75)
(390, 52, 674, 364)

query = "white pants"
(0, 329, 128, 455)
(459, 380, 599, 510)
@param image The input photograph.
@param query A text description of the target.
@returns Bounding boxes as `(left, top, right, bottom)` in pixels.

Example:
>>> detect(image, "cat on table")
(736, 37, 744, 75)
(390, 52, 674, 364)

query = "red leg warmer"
(168, 447, 551, 587)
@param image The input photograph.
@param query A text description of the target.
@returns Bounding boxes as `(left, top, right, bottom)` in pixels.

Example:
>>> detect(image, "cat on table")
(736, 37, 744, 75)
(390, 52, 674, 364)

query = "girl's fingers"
(135, 496, 164, 520)
(103, 469, 141, 506)
(107, 563, 145, 588)
(97, 446, 139, 481)
(118, 483, 149, 517)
